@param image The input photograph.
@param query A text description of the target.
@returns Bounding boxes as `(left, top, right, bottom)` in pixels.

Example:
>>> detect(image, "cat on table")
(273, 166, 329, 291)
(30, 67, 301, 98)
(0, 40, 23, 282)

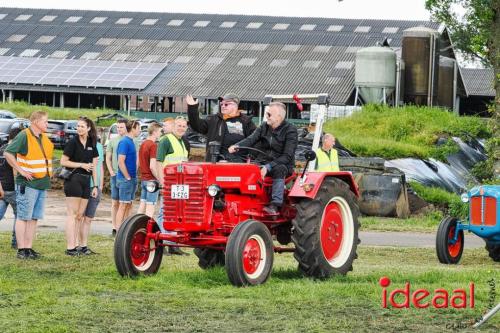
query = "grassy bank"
(324, 104, 490, 161)
(0, 101, 112, 121)
(0, 233, 497, 332)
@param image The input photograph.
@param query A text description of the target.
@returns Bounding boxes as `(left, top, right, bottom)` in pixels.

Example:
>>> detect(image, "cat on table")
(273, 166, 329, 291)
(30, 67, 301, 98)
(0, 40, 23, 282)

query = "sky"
(0, 0, 432, 21)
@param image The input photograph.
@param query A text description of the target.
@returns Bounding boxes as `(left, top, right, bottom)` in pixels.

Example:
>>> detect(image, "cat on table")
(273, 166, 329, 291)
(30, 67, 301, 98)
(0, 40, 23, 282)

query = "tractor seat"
(262, 173, 297, 187)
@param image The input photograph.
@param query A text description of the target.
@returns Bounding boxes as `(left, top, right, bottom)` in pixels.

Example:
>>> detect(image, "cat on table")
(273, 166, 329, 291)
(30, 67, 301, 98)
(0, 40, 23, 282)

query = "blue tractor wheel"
(436, 216, 464, 264)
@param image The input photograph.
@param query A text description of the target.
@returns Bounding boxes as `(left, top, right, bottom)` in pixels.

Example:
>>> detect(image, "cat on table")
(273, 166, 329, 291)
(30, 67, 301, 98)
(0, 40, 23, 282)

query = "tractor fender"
(289, 171, 359, 199)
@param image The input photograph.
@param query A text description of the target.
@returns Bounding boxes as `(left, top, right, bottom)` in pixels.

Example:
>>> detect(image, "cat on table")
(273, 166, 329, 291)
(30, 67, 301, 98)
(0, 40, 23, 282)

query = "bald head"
(266, 102, 287, 129)
(322, 133, 336, 151)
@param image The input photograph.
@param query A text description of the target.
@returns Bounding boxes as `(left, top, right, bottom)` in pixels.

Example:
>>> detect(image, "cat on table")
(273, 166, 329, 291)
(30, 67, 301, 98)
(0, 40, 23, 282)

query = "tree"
(425, 0, 499, 180)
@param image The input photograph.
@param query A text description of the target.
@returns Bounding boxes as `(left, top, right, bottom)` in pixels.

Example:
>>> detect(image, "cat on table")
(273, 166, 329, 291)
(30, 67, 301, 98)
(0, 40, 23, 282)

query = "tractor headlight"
(207, 184, 221, 197)
(146, 181, 160, 193)
(460, 192, 469, 203)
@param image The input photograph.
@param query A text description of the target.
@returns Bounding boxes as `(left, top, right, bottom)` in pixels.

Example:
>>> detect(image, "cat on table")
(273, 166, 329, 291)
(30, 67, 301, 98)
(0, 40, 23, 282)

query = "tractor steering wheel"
(232, 146, 271, 164)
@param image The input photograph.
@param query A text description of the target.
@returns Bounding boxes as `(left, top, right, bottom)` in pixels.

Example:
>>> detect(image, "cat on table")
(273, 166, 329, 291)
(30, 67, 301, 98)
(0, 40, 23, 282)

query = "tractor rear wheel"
(485, 241, 500, 262)
(436, 216, 464, 264)
(114, 214, 163, 276)
(225, 220, 274, 286)
(194, 248, 225, 269)
(292, 178, 360, 278)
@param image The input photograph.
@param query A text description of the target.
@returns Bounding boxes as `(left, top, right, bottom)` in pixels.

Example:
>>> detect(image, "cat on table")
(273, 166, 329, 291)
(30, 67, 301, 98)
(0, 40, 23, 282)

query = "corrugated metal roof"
(460, 67, 495, 97)
(0, 6, 444, 103)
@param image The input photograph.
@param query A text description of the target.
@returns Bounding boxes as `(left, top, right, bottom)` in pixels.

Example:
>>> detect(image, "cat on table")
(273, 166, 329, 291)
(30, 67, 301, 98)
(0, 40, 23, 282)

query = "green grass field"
(360, 215, 442, 233)
(0, 233, 497, 333)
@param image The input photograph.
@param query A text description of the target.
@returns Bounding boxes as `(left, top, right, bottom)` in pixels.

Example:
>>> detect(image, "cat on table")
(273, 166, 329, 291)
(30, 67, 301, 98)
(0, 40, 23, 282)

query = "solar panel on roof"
(0, 56, 166, 90)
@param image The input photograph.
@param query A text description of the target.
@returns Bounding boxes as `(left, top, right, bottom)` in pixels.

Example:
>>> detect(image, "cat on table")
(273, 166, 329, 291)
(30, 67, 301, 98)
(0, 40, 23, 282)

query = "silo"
(354, 46, 396, 104)
(402, 27, 439, 106)
(437, 56, 455, 109)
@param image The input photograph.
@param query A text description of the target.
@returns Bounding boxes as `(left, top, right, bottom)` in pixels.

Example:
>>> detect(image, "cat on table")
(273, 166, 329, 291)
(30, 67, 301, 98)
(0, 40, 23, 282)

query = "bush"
(324, 104, 491, 161)
(410, 181, 467, 218)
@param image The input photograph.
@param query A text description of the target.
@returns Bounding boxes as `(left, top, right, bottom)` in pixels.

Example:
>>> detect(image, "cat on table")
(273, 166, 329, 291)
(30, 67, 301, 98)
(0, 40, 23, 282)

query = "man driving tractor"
(229, 102, 298, 215)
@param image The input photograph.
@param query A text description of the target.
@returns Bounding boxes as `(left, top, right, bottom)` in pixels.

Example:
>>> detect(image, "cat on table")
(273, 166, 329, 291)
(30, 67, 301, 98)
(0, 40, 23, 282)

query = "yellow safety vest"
(162, 133, 188, 166)
(315, 148, 339, 172)
(17, 128, 54, 178)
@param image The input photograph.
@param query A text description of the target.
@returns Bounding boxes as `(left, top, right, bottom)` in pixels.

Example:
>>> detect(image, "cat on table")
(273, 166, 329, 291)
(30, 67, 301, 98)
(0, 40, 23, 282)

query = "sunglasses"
(266, 112, 272, 117)
(220, 102, 236, 107)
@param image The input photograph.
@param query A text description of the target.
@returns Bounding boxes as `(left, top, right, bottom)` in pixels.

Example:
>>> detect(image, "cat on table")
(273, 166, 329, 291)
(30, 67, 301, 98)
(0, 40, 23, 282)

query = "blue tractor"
(436, 185, 500, 264)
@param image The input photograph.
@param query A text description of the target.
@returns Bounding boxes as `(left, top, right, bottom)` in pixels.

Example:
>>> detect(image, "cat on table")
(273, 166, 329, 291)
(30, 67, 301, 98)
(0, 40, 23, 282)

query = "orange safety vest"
(16, 128, 54, 178)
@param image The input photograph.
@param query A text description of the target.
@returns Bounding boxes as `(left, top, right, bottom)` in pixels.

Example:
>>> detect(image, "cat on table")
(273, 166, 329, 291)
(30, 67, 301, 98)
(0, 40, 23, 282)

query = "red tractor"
(114, 94, 361, 286)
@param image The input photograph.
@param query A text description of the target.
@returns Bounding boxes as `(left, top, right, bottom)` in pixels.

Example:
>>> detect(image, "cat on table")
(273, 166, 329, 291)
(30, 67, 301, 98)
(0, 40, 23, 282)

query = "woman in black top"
(60, 117, 98, 256)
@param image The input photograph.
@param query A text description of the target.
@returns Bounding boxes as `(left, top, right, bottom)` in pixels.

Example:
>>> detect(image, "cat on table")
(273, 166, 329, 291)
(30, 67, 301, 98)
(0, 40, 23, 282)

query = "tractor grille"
(470, 196, 497, 226)
(484, 197, 496, 226)
(471, 197, 481, 225)
(163, 173, 205, 226)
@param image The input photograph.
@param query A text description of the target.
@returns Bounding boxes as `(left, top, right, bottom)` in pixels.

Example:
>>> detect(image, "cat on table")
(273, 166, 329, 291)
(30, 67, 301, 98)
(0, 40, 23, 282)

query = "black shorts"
(64, 173, 91, 199)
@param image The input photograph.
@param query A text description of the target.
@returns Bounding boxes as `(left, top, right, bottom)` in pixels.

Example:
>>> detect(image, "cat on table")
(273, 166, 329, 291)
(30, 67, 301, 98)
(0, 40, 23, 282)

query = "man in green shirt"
(4, 111, 53, 259)
(156, 117, 189, 255)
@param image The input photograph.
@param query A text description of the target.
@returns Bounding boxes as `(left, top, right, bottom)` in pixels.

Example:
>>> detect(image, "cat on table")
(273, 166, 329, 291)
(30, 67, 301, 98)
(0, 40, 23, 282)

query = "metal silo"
(402, 27, 439, 106)
(354, 46, 396, 104)
(437, 56, 456, 110)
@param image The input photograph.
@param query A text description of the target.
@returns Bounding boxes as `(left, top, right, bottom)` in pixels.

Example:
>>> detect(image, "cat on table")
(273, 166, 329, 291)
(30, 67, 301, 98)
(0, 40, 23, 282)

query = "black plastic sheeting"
(386, 137, 487, 194)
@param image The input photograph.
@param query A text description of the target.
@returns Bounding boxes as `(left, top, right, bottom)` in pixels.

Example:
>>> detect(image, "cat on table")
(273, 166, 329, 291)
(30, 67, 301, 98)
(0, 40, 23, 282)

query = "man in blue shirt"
(115, 120, 141, 231)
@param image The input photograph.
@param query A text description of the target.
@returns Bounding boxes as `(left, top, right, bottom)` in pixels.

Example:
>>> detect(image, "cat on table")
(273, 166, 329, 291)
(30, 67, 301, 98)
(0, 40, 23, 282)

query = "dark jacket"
(236, 120, 298, 171)
(0, 143, 15, 191)
(187, 104, 256, 161)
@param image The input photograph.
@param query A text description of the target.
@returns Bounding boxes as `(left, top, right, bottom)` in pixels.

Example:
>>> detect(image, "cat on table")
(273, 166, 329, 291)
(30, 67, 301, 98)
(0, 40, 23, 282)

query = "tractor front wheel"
(114, 214, 163, 276)
(436, 216, 464, 264)
(485, 241, 500, 262)
(194, 248, 225, 269)
(292, 178, 360, 279)
(225, 220, 274, 286)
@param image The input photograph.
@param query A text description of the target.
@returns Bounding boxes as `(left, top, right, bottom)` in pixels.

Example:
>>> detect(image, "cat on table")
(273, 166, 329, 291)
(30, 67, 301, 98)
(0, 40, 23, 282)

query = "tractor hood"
(163, 162, 266, 195)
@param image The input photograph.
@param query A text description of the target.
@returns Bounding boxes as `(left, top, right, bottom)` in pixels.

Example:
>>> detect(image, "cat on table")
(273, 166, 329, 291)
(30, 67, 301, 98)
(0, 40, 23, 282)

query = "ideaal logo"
(379, 276, 475, 309)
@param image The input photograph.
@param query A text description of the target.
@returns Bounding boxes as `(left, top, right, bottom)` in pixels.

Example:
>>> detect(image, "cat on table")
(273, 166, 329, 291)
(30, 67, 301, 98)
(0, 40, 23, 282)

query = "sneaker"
(65, 248, 80, 256)
(263, 203, 279, 215)
(26, 248, 41, 259)
(78, 246, 97, 255)
(168, 247, 189, 256)
(16, 249, 27, 259)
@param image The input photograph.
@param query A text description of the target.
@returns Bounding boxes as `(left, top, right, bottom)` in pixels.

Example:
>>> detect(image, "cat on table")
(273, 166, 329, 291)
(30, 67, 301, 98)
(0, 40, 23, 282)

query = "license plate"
(171, 185, 189, 199)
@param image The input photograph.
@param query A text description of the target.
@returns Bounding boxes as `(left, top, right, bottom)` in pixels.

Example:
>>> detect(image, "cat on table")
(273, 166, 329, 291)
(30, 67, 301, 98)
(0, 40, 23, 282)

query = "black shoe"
(263, 203, 279, 215)
(16, 249, 27, 259)
(168, 247, 189, 256)
(112, 229, 117, 237)
(78, 246, 97, 255)
(26, 248, 41, 259)
(65, 248, 80, 256)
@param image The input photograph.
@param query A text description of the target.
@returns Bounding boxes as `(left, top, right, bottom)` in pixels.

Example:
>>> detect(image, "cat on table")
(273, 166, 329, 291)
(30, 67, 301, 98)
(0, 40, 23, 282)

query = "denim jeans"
(140, 180, 160, 204)
(116, 177, 137, 203)
(15, 185, 47, 221)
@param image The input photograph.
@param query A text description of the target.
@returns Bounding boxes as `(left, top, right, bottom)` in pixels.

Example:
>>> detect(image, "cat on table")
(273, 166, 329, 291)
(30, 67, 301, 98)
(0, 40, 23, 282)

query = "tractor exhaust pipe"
(208, 141, 221, 163)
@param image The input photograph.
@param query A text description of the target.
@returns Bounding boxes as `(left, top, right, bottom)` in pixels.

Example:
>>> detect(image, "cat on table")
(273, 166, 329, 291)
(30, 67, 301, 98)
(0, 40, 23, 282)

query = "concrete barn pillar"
(60, 93, 64, 108)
